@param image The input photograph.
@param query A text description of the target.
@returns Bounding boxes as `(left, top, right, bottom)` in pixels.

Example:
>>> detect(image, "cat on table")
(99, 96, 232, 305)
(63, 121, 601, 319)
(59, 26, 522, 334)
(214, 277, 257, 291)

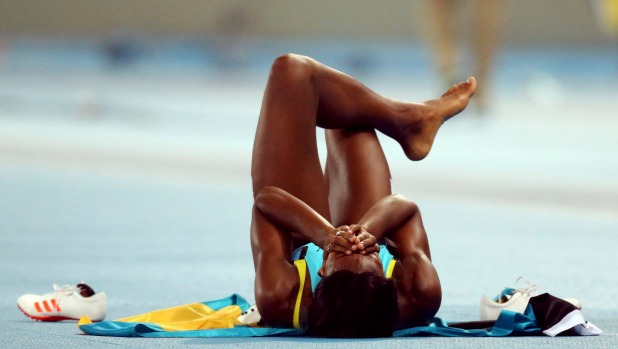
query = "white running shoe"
(479, 278, 582, 321)
(237, 304, 261, 326)
(17, 283, 107, 322)
(479, 278, 538, 321)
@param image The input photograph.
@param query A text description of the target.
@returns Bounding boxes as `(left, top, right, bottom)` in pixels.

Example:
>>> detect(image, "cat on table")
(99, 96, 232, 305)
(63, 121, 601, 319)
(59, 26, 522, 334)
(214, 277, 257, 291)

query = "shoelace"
(511, 276, 538, 297)
(52, 284, 79, 295)
(44, 284, 80, 308)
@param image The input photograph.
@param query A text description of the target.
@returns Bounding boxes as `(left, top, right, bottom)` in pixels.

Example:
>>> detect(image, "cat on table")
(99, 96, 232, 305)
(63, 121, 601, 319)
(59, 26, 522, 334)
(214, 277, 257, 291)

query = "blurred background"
(0, 0, 617, 322)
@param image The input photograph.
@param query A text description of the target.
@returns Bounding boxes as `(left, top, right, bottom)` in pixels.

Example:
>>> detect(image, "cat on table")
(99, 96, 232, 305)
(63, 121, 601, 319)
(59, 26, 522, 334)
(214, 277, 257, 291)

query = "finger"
(356, 232, 366, 243)
(360, 244, 380, 255)
(335, 229, 351, 237)
(333, 235, 358, 251)
(356, 231, 368, 241)
(348, 224, 363, 235)
(357, 234, 376, 250)
(346, 233, 360, 246)
(357, 230, 376, 243)
(326, 234, 356, 252)
(348, 224, 360, 231)
(327, 242, 353, 255)
(335, 231, 359, 246)
(336, 225, 350, 233)
(335, 226, 356, 243)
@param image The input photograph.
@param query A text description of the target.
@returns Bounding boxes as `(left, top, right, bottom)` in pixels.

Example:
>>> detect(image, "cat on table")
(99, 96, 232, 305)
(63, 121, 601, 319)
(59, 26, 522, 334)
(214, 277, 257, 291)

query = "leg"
(324, 127, 433, 258)
(427, 0, 459, 84)
(325, 128, 440, 325)
(310, 56, 476, 161)
(252, 54, 477, 207)
(473, 0, 505, 110)
(325, 128, 392, 227)
(252, 54, 330, 220)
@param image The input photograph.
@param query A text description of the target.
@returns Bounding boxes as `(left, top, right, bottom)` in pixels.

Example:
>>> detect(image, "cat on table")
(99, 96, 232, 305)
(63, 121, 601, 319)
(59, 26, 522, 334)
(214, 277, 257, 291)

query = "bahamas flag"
(78, 294, 300, 337)
(78, 293, 597, 338)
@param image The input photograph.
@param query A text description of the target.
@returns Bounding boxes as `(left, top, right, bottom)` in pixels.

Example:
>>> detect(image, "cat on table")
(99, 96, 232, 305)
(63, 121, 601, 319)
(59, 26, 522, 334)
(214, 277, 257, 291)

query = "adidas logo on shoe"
(17, 282, 107, 322)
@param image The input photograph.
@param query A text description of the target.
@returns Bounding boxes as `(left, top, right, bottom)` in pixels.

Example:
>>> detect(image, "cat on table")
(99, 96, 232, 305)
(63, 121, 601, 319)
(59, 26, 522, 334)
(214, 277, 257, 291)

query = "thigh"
(251, 60, 330, 222)
(325, 128, 392, 226)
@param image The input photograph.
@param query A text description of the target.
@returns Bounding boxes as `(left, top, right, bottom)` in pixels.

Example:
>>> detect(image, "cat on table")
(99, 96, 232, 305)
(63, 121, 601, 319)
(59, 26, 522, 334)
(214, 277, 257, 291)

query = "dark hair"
(304, 270, 399, 338)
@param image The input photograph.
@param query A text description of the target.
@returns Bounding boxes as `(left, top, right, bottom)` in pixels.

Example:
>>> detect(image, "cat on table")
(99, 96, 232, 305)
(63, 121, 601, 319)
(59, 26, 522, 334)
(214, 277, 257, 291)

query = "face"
(319, 251, 384, 277)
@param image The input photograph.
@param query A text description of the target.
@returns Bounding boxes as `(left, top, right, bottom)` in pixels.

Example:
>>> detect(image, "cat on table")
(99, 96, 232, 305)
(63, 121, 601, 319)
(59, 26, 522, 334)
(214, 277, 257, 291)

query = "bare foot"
(397, 77, 477, 161)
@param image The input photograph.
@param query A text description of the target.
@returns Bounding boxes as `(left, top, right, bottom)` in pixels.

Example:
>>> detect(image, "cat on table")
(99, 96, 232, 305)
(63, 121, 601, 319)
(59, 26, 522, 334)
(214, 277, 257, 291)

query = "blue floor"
(0, 40, 617, 348)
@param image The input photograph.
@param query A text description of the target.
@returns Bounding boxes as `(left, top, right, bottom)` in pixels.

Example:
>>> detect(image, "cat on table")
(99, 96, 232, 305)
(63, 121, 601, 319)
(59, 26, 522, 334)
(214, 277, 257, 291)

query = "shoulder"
(392, 252, 442, 327)
(255, 260, 302, 327)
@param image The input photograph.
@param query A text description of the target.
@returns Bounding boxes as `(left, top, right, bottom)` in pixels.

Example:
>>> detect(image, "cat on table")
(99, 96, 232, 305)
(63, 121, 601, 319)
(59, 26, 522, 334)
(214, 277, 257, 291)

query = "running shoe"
(479, 278, 582, 321)
(237, 304, 261, 326)
(17, 282, 107, 322)
(479, 278, 538, 321)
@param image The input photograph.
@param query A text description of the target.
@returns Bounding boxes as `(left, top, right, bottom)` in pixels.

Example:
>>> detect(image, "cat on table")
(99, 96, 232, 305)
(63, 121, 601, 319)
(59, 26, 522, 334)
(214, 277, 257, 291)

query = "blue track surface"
(1, 40, 617, 348)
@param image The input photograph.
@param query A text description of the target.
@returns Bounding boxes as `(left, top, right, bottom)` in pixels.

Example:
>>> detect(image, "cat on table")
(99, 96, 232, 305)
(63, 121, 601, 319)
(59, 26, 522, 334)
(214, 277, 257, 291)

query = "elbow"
(399, 273, 442, 326)
(400, 252, 441, 326)
(254, 280, 294, 327)
(390, 194, 419, 213)
(254, 186, 283, 212)
(255, 293, 282, 326)
(418, 276, 442, 321)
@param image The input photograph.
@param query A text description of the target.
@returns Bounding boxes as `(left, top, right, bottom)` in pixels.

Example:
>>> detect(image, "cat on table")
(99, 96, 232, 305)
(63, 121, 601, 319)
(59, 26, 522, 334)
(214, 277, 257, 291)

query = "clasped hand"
(323, 224, 379, 257)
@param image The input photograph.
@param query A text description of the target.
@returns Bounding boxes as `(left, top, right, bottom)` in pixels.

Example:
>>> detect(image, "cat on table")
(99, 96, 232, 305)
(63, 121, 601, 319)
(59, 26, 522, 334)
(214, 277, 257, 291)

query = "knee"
(269, 53, 315, 81)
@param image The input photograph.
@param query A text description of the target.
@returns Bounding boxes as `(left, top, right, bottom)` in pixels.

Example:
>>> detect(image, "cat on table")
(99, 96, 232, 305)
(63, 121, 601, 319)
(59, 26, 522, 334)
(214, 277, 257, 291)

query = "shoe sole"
(18, 304, 78, 322)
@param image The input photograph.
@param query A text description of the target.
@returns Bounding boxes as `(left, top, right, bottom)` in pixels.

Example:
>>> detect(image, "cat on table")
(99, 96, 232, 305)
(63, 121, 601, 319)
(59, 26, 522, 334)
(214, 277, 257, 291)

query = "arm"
(251, 186, 351, 326)
(358, 194, 419, 248)
(253, 186, 335, 248)
(250, 200, 297, 327)
(359, 194, 441, 327)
